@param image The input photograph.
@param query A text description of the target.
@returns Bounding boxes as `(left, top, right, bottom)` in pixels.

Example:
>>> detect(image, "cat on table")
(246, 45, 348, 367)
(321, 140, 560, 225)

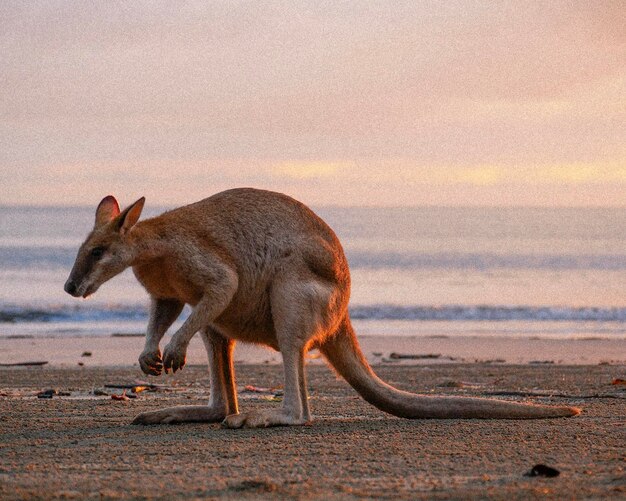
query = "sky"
(1, 1, 625, 207)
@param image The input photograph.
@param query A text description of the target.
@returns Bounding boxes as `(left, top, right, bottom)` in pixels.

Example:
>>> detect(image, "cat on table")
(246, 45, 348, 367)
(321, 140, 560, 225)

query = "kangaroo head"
(64, 195, 145, 298)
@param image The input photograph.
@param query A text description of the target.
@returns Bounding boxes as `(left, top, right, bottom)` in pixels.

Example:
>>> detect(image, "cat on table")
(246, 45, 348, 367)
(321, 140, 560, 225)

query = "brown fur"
(65, 188, 580, 427)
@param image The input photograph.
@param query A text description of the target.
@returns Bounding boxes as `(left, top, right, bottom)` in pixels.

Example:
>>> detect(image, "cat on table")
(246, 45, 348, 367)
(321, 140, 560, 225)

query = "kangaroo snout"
(64, 279, 80, 297)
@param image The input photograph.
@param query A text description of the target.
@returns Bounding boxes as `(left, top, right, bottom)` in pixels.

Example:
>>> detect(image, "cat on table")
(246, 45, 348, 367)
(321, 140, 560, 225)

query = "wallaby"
(64, 188, 580, 427)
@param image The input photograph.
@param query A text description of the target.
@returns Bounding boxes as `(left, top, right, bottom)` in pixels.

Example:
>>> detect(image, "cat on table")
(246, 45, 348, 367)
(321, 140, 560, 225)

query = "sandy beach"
(1, 339, 624, 500)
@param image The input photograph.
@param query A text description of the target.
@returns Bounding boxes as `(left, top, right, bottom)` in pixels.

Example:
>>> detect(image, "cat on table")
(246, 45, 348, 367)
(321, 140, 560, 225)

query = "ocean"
(1, 204, 625, 341)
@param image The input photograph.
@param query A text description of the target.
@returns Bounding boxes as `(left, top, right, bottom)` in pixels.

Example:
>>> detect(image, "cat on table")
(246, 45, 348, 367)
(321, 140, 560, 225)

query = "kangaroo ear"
(95, 196, 120, 228)
(116, 197, 145, 235)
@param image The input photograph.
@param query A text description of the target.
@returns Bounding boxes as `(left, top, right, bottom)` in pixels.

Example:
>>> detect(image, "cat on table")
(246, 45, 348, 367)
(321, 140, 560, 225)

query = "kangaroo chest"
(132, 258, 202, 305)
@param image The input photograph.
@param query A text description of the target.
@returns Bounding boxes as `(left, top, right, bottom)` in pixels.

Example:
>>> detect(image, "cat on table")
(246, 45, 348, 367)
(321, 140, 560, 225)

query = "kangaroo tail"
(318, 317, 580, 419)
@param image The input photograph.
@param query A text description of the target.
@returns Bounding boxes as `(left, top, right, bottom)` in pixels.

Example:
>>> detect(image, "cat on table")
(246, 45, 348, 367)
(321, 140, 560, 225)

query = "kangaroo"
(64, 188, 580, 427)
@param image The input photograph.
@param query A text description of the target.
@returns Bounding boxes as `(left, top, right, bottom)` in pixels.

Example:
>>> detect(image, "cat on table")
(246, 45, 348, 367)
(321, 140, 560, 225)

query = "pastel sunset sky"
(1, 1, 624, 207)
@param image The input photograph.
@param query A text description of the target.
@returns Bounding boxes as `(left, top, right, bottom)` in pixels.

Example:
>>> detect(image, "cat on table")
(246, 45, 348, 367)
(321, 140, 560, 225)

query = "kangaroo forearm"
(169, 301, 221, 346)
(169, 273, 238, 345)
(145, 298, 184, 350)
(161, 271, 238, 374)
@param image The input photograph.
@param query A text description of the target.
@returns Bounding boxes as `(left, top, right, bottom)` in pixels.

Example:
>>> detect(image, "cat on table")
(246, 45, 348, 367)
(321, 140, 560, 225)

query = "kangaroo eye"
(91, 247, 106, 259)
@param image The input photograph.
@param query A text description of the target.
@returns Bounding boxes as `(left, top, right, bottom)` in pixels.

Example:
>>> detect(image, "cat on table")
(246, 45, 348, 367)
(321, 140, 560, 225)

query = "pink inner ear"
(95, 195, 120, 226)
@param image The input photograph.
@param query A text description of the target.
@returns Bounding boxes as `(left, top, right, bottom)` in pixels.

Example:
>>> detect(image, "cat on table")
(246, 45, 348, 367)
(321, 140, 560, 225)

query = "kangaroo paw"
(162, 341, 187, 373)
(222, 410, 308, 429)
(138, 349, 163, 376)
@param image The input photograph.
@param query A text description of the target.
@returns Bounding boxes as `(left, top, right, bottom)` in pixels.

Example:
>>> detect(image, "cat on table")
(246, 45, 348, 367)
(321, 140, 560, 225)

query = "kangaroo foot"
(222, 410, 308, 429)
(131, 405, 226, 425)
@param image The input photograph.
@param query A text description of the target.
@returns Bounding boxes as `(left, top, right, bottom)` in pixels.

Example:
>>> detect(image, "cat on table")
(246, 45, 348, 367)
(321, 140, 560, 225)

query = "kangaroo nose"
(64, 280, 77, 296)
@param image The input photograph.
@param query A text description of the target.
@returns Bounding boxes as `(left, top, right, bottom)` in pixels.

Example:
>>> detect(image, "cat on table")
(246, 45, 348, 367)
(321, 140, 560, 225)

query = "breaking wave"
(3, 247, 626, 271)
(2, 304, 626, 324)
(349, 305, 626, 322)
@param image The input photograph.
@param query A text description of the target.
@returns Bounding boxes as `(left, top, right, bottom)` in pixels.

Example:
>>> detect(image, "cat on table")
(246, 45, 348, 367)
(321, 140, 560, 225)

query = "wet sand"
(1, 333, 625, 367)
(1, 363, 624, 500)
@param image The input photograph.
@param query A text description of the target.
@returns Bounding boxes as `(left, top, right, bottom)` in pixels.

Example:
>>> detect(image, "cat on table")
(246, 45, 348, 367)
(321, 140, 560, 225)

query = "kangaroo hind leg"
(223, 279, 330, 428)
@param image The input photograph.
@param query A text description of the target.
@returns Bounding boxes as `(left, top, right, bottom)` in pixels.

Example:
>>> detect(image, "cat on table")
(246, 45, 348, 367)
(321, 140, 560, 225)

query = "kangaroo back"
(319, 317, 580, 419)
